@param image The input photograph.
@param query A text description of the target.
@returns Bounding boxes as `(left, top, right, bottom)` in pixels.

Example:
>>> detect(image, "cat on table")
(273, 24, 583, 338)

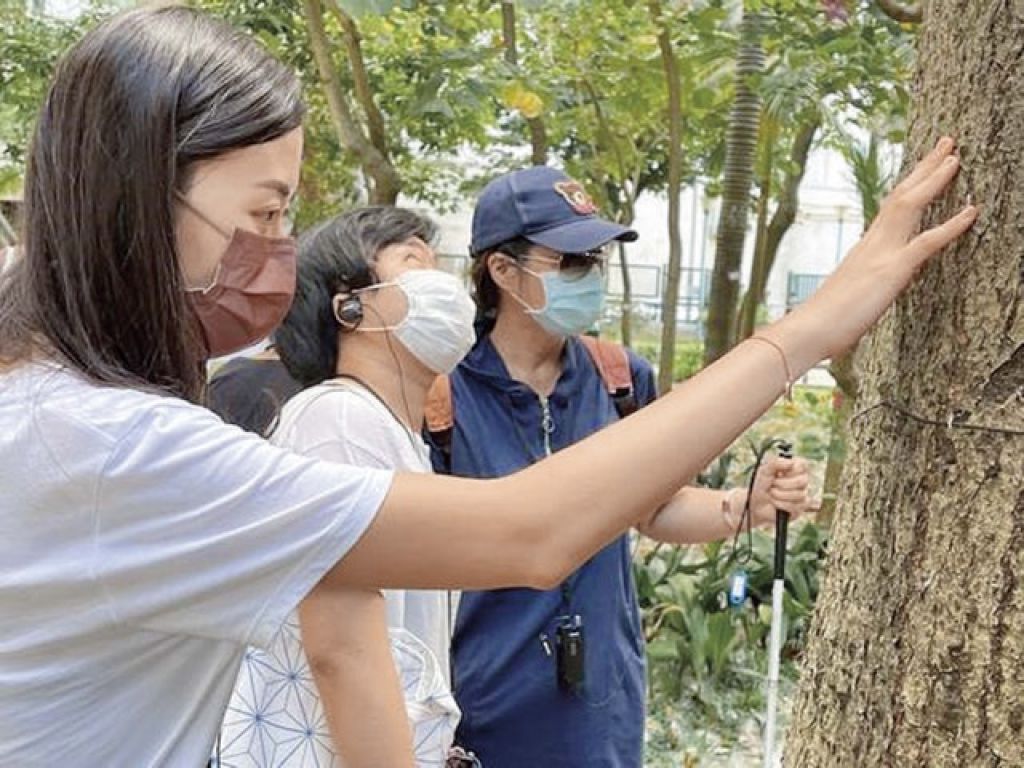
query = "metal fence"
(786, 273, 827, 310)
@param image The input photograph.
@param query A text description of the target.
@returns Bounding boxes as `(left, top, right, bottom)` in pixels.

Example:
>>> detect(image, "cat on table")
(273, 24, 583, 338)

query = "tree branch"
(325, 0, 390, 161)
(876, 0, 922, 23)
(500, 0, 547, 165)
(302, 0, 402, 203)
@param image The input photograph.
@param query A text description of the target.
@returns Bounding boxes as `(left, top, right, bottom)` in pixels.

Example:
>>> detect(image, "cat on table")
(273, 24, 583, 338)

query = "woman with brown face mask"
(0, 6, 977, 767)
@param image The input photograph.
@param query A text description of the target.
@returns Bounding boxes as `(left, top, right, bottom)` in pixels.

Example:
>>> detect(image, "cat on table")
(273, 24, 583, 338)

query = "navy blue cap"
(470, 167, 638, 256)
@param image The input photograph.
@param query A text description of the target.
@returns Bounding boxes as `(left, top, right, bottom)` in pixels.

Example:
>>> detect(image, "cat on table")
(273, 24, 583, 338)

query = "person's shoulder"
(208, 356, 272, 393)
(273, 380, 421, 468)
(209, 356, 249, 380)
(12, 363, 209, 438)
(625, 347, 655, 377)
(275, 381, 390, 440)
(572, 336, 654, 381)
(2, 363, 221, 488)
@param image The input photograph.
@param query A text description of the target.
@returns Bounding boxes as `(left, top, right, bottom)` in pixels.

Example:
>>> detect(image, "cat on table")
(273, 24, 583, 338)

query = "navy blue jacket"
(429, 335, 657, 768)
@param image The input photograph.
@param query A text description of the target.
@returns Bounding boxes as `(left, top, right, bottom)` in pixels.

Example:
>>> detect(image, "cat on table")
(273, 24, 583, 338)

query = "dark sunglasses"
(526, 248, 608, 281)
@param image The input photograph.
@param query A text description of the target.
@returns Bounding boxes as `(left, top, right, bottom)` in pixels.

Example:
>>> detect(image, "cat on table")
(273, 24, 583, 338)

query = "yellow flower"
(501, 82, 545, 119)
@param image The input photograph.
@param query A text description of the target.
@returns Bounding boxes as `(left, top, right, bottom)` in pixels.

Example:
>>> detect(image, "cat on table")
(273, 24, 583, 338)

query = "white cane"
(762, 441, 792, 768)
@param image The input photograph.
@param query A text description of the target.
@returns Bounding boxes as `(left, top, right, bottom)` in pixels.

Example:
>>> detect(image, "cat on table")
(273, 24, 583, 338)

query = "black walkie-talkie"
(555, 614, 585, 692)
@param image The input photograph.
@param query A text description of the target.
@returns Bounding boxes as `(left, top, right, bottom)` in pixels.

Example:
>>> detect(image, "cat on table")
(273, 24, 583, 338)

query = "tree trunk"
(303, 0, 401, 204)
(703, 8, 765, 366)
(501, 0, 547, 165)
(327, 3, 389, 157)
(737, 118, 819, 342)
(786, 4, 1024, 766)
(649, 0, 684, 396)
(817, 349, 860, 527)
(736, 121, 774, 345)
(617, 240, 633, 348)
(579, 84, 640, 350)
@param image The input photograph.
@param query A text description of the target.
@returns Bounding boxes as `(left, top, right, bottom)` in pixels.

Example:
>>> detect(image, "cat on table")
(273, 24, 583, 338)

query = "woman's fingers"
(771, 489, 809, 504)
(760, 456, 791, 474)
(894, 136, 955, 193)
(904, 153, 962, 209)
(904, 205, 979, 267)
(769, 494, 811, 520)
(771, 475, 809, 491)
(871, 139, 963, 245)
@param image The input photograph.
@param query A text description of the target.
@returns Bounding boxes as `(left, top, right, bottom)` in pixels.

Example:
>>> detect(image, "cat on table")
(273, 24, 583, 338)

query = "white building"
(421, 143, 869, 338)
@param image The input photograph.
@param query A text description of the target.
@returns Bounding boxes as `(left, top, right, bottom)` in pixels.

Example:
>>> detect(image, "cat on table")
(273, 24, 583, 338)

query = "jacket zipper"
(539, 395, 554, 457)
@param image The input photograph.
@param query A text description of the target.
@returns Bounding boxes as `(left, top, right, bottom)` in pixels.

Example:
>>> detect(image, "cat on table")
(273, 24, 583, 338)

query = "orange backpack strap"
(424, 374, 454, 467)
(578, 335, 638, 418)
(425, 374, 454, 433)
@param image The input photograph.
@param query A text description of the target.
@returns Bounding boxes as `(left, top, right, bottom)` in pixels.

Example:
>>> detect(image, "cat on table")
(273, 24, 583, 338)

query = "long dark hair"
(276, 207, 437, 387)
(0, 6, 304, 402)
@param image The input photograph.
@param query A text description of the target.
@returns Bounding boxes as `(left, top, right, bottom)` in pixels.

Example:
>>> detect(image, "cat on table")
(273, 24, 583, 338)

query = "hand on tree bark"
(749, 455, 813, 526)
(784, 137, 978, 362)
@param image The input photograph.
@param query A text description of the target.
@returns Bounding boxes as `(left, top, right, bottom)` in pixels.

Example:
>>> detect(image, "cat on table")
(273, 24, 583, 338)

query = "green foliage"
(636, 388, 836, 763)
(636, 520, 828, 759)
(635, 338, 706, 384)
(334, 0, 396, 18)
(0, 1, 109, 186)
(0, 0, 914, 240)
(841, 132, 894, 225)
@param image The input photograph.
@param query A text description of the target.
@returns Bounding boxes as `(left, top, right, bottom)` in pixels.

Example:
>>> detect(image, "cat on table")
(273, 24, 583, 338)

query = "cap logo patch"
(554, 180, 598, 215)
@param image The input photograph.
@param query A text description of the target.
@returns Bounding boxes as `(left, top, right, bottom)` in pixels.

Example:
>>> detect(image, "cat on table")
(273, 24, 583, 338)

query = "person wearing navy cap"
(427, 167, 813, 767)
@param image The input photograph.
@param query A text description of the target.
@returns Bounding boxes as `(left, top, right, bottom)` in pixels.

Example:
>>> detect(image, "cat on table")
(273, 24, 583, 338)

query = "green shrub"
(632, 339, 705, 383)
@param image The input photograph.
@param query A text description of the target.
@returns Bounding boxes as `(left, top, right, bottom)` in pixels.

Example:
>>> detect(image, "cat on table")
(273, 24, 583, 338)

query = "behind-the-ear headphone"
(333, 293, 364, 329)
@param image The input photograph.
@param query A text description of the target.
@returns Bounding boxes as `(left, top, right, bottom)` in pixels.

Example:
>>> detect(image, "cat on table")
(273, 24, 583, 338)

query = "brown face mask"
(179, 196, 298, 357)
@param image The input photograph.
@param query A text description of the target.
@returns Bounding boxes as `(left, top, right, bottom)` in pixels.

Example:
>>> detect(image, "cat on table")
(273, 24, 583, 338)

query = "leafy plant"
(636, 396, 834, 762)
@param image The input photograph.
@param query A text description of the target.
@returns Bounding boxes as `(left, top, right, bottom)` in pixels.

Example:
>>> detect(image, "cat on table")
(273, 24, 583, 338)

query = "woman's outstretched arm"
(329, 137, 978, 592)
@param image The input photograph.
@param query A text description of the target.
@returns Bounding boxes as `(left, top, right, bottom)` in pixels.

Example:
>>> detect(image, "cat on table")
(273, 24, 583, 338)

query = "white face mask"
(355, 269, 477, 374)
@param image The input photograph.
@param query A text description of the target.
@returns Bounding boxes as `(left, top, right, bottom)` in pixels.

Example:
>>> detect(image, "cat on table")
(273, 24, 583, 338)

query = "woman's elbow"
(305, 647, 349, 682)
(509, 514, 576, 590)
(491, 477, 579, 590)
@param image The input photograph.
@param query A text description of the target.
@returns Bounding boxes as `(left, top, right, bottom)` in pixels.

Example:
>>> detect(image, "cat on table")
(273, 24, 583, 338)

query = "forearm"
(332, 321, 818, 591)
(638, 486, 740, 545)
(299, 587, 414, 768)
(328, 140, 972, 591)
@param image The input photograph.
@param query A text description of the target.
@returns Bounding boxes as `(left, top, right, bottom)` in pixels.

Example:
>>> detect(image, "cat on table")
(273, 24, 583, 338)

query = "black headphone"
(333, 293, 364, 329)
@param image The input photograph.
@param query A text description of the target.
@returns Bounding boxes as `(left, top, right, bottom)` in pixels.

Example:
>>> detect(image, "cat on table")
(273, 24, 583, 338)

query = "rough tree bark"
(786, 3, 1024, 766)
(703, 8, 765, 366)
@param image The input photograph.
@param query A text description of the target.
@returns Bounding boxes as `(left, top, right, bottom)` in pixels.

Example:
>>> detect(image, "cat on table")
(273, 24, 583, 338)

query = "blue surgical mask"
(513, 265, 605, 337)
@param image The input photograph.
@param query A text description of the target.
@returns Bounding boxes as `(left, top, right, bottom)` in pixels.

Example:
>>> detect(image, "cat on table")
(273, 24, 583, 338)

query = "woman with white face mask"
(218, 207, 474, 768)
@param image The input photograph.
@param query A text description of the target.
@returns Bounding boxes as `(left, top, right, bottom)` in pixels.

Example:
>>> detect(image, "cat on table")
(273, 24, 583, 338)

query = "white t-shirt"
(0, 364, 392, 767)
(219, 380, 460, 767)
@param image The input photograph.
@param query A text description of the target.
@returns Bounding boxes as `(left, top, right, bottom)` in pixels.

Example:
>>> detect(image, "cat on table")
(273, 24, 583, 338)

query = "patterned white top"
(217, 380, 460, 767)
